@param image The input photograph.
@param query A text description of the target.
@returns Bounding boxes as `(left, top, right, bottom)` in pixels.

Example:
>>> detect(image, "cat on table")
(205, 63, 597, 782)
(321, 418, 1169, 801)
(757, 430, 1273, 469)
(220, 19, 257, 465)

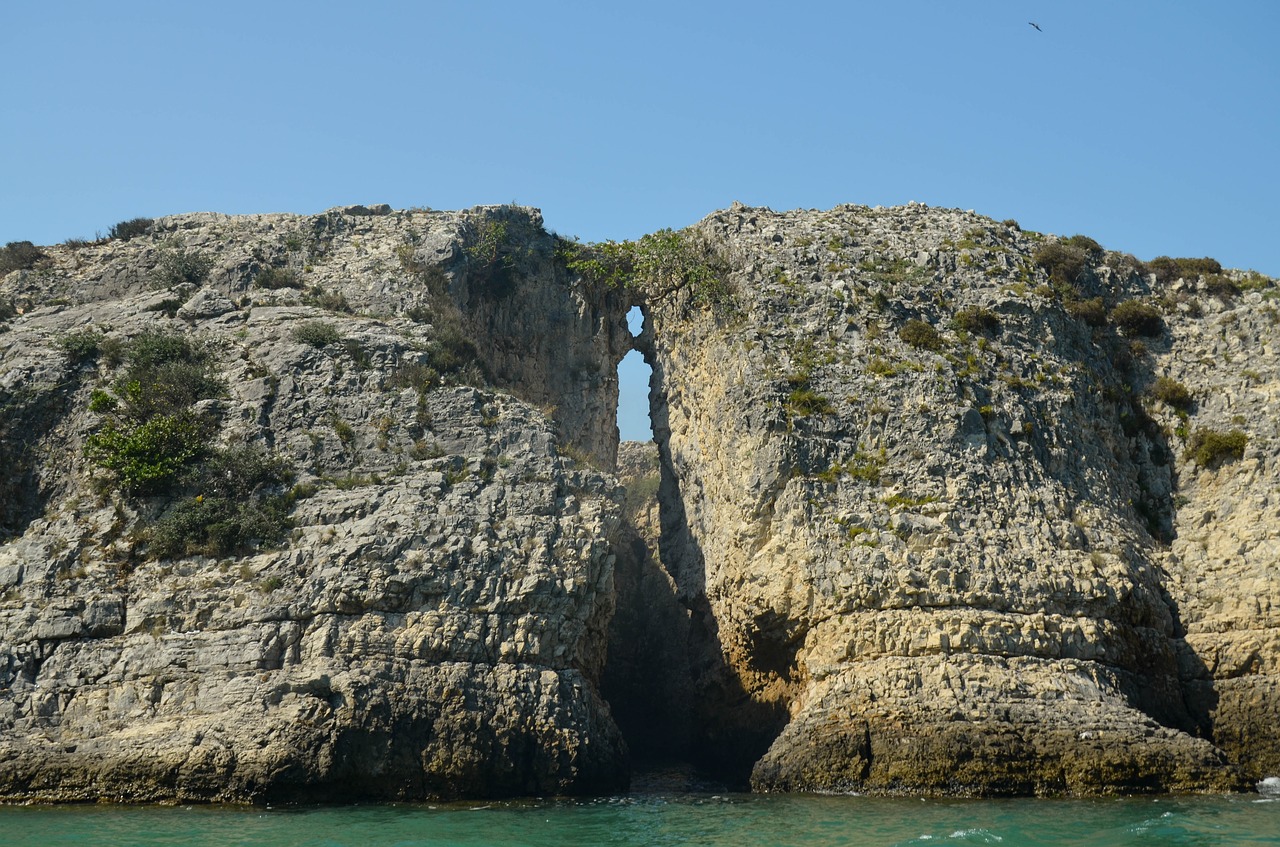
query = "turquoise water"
(3, 794, 1278, 846)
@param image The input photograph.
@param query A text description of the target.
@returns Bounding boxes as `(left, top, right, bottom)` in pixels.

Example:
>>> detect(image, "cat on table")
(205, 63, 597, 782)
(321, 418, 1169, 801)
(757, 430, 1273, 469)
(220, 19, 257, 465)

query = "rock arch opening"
(617, 306, 653, 443)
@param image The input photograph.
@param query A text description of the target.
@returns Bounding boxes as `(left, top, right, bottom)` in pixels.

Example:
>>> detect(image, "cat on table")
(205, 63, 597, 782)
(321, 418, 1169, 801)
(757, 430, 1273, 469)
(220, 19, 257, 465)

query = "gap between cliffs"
(596, 301, 784, 790)
(447, 224, 748, 785)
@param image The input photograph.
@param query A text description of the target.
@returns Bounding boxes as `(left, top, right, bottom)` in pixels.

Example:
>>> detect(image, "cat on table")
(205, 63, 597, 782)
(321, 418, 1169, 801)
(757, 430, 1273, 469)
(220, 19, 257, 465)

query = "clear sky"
(3, 1, 1276, 440)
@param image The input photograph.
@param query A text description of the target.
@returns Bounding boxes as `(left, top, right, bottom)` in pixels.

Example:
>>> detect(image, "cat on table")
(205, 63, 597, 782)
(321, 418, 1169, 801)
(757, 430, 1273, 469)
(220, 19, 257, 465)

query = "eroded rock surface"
(0, 206, 630, 801)
(640, 202, 1277, 793)
(1, 200, 1276, 801)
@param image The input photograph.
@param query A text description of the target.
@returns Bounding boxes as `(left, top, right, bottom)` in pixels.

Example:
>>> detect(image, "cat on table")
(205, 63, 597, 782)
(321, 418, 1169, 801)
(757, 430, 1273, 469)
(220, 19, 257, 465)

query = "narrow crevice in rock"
(602, 298, 781, 788)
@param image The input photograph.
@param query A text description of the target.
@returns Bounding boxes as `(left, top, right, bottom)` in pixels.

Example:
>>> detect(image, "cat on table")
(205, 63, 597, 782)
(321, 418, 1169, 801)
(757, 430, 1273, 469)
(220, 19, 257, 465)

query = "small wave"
(948, 828, 1003, 842)
(1258, 776, 1280, 796)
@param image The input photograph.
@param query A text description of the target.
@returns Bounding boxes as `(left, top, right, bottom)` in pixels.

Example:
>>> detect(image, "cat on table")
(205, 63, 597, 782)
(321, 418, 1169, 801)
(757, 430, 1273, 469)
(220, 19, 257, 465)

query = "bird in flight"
(1029, 22, 1043, 31)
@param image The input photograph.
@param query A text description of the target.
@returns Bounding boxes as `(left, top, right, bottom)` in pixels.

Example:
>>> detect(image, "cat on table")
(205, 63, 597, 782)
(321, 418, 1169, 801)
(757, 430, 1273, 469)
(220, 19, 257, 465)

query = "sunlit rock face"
(0, 205, 631, 802)
(637, 202, 1275, 793)
(0, 200, 1275, 801)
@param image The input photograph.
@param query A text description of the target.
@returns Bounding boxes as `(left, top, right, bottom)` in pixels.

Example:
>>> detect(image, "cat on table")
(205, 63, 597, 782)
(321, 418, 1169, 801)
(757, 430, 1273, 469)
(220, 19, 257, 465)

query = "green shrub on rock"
(1201, 274, 1241, 300)
(147, 447, 295, 559)
(1109, 300, 1164, 337)
(1033, 235, 1103, 291)
(559, 228, 731, 309)
(898, 318, 944, 351)
(58, 331, 105, 365)
(1186, 428, 1248, 468)
(79, 327, 298, 559)
(1065, 297, 1108, 327)
(389, 362, 441, 394)
(1147, 256, 1222, 285)
(117, 360, 223, 420)
(426, 325, 488, 387)
(293, 321, 342, 348)
(786, 387, 833, 417)
(126, 329, 201, 368)
(84, 330, 224, 492)
(106, 330, 223, 420)
(108, 217, 153, 241)
(303, 287, 353, 313)
(154, 249, 212, 288)
(784, 370, 834, 419)
(1150, 376, 1193, 412)
(952, 306, 1001, 336)
(254, 266, 302, 289)
(85, 412, 211, 494)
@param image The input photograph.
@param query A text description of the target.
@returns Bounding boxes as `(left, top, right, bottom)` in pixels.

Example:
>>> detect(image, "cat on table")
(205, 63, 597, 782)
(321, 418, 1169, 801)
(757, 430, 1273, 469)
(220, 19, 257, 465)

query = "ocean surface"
(3, 793, 1279, 847)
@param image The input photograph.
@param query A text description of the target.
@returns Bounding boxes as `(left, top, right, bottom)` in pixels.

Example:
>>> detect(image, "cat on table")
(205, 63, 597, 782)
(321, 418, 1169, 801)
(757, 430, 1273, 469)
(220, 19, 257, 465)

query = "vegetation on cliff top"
(0, 241, 45, 275)
(558, 228, 732, 309)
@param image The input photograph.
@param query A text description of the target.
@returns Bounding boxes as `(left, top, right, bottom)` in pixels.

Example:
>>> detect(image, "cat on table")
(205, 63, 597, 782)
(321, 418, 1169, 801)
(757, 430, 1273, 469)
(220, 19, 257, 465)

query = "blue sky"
(3, 1, 1276, 440)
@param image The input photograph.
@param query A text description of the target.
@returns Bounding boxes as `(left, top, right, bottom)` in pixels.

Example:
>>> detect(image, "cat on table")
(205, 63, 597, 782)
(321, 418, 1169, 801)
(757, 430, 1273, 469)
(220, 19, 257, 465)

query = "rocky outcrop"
(638, 202, 1277, 793)
(1158, 292, 1280, 779)
(0, 200, 1276, 801)
(0, 206, 630, 801)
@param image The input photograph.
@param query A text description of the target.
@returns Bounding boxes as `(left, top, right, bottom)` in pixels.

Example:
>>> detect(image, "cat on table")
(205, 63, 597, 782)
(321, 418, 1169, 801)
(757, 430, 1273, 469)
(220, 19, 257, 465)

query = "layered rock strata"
(0, 200, 1276, 801)
(640, 203, 1277, 793)
(0, 206, 629, 801)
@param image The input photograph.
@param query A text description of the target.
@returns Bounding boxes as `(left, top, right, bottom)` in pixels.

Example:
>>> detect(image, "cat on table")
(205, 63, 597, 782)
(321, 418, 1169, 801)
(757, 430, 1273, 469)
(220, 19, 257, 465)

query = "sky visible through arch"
(2, 1, 1276, 441)
(619, 308, 649, 442)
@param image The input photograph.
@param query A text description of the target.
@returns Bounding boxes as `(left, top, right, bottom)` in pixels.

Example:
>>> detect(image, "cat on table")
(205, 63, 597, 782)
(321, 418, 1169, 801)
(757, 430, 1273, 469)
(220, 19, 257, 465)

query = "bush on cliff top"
(1201, 273, 1241, 301)
(0, 241, 45, 275)
(559, 228, 731, 309)
(1147, 256, 1222, 285)
(1033, 235, 1104, 292)
(109, 217, 153, 241)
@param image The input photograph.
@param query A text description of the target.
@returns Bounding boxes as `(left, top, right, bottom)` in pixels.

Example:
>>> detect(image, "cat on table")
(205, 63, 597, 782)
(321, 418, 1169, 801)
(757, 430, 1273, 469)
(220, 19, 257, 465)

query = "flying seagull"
(1029, 22, 1042, 31)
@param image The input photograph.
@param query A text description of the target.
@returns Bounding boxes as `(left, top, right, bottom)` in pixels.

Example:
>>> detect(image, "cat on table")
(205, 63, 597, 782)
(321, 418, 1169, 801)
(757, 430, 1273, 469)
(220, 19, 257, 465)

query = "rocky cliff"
(0, 205, 630, 801)
(0, 201, 1276, 801)
(633, 203, 1279, 794)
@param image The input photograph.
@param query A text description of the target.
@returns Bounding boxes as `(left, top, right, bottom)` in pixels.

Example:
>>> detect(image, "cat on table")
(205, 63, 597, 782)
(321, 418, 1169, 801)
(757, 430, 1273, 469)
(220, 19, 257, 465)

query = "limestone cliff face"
(0, 205, 629, 801)
(1159, 294, 1280, 778)
(0, 200, 1276, 802)
(639, 203, 1277, 793)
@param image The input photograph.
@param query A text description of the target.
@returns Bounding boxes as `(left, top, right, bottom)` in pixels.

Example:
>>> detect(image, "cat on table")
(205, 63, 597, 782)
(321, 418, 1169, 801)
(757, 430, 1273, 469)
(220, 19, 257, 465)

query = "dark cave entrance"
(602, 301, 781, 790)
